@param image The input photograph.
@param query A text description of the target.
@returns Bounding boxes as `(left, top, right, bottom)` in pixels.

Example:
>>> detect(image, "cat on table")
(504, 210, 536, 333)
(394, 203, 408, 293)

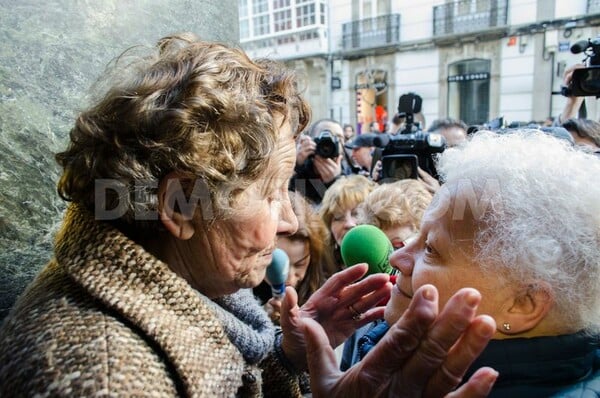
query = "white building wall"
(555, 0, 587, 18)
(500, 36, 536, 122)
(394, 49, 441, 128)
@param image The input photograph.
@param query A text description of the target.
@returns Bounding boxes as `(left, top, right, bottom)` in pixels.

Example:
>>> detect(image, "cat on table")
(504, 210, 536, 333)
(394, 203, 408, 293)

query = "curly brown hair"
(56, 33, 309, 237)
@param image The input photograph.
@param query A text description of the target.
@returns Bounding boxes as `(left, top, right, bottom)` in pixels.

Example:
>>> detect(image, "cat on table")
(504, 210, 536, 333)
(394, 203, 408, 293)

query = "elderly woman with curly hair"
(0, 33, 498, 397)
(361, 131, 600, 396)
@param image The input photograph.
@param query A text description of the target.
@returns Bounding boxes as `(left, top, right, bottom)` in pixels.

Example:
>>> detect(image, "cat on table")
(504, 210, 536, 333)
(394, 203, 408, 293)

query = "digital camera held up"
(561, 36, 600, 97)
(313, 130, 340, 159)
(373, 93, 446, 181)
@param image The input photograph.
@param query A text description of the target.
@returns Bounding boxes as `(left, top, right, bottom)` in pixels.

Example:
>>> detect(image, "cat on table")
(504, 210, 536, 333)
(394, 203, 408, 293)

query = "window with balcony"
(433, 0, 508, 37)
(342, 14, 400, 51)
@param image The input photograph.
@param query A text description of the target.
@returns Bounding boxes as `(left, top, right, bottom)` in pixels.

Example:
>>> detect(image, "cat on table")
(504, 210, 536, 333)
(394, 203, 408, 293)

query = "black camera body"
(375, 132, 445, 181)
(562, 37, 600, 97)
(313, 130, 340, 159)
(374, 93, 446, 181)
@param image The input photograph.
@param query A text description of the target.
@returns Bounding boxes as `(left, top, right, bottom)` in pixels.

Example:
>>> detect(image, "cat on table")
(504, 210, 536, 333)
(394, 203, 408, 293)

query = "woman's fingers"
(400, 288, 483, 392)
(424, 315, 496, 396)
(445, 367, 498, 398)
(359, 285, 440, 392)
(302, 317, 342, 396)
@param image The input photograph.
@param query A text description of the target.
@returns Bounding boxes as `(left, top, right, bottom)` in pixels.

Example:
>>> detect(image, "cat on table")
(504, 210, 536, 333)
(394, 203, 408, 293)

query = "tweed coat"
(0, 205, 303, 397)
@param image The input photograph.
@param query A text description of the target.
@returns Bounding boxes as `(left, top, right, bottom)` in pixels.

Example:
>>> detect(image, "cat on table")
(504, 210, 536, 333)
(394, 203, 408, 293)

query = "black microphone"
(571, 39, 589, 54)
(373, 134, 390, 147)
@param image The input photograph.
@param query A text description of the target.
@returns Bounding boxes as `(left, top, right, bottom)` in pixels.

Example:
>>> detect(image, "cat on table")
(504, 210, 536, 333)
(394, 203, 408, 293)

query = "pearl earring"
(502, 322, 511, 331)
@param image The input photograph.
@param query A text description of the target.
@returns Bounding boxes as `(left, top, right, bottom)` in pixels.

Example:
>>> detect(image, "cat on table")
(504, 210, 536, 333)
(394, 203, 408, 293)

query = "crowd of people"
(0, 32, 598, 397)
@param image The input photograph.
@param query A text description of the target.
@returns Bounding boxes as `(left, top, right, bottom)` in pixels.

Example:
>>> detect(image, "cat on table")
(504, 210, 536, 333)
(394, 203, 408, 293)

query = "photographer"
(290, 119, 352, 204)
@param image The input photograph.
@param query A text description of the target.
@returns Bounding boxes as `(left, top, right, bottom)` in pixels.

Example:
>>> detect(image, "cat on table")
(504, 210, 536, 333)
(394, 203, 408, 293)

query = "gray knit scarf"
(201, 289, 275, 364)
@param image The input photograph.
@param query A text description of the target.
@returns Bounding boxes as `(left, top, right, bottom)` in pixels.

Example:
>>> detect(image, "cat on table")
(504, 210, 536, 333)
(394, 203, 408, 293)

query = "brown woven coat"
(0, 205, 302, 397)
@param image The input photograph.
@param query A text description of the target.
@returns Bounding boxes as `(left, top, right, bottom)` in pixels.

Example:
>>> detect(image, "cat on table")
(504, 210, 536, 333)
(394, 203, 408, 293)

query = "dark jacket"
(359, 324, 600, 397)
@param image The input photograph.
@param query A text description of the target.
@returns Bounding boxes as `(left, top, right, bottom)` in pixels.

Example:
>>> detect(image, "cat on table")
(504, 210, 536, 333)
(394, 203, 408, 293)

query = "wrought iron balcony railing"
(341, 14, 400, 51)
(589, 0, 600, 14)
(433, 0, 508, 37)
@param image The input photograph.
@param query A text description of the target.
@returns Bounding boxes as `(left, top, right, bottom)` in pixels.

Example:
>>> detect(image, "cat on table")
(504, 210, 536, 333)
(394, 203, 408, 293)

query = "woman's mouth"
(393, 283, 413, 299)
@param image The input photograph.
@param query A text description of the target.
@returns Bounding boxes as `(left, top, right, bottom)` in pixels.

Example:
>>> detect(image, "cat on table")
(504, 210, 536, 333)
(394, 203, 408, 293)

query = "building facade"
(240, 0, 600, 132)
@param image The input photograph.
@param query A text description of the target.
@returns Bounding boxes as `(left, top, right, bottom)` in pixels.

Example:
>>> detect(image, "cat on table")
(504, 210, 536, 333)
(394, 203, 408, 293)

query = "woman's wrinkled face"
(384, 185, 509, 328)
(277, 236, 310, 289)
(188, 117, 299, 297)
(330, 205, 360, 246)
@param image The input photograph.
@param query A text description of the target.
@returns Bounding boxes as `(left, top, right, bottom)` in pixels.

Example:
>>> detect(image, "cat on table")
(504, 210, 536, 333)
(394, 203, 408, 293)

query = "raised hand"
(303, 285, 498, 397)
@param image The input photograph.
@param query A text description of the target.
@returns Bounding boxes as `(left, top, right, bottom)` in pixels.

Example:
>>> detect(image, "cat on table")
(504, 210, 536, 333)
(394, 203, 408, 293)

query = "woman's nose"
(343, 213, 356, 229)
(278, 198, 298, 236)
(390, 246, 415, 276)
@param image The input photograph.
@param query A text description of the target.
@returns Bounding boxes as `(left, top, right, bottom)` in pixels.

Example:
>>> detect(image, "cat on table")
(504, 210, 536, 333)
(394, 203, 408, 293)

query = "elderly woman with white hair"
(355, 130, 600, 396)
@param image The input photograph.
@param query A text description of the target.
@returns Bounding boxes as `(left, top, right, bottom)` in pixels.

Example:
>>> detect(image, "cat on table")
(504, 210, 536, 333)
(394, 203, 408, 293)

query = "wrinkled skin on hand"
(285, 268, 498, 397)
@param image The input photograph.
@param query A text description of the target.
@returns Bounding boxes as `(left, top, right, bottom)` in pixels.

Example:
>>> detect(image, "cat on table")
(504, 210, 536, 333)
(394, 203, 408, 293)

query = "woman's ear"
(497, 281, 554, 335)
(157, 172, 198, 240)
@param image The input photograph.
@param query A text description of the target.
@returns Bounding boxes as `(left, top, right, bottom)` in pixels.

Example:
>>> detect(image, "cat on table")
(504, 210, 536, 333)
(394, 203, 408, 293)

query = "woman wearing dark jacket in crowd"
(0, 33, 498, 397)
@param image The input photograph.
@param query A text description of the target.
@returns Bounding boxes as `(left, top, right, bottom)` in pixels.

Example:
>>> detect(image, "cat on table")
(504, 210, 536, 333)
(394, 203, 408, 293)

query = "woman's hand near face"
(301, 285, 498, 397)
(279, 263, 391, 371)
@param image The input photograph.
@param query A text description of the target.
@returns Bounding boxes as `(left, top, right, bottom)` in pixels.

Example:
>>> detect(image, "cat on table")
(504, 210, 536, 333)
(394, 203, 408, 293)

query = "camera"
(561, 36, 600, 97)
(313, 130, 340, 159)
(373, 93, 446, 181)
(374, 132, 445, 181)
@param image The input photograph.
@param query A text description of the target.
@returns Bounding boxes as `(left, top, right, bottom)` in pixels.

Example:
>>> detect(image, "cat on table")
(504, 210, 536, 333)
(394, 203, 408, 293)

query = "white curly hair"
(437, 130, 600, 332)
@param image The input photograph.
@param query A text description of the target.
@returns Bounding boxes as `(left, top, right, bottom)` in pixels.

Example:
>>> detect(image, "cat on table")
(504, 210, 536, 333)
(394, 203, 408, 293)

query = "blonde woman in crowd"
(319, 174, 376, 274)
(357, 179, 433, 249)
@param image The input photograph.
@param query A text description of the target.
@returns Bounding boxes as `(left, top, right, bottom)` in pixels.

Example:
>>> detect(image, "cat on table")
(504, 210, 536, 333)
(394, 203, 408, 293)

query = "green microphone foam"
(340, 224, 393, 275)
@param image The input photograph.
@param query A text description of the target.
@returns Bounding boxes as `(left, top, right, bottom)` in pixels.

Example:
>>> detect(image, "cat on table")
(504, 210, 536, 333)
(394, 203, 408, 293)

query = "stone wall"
(0, 0, 238, 320)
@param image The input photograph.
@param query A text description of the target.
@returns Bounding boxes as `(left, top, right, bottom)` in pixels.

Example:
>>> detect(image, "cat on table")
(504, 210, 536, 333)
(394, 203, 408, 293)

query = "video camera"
(561, 36, 600, 97)
(313, 130, 340, 159)
(374, 93, 446, 181)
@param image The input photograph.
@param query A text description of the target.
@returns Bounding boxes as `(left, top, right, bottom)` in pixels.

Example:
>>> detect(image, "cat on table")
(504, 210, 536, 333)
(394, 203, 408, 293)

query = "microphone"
(571, 39, 589, 54)
(265, 248, 289, 299)
(373, 133, 390, 147)
(340, 224, 394, 276)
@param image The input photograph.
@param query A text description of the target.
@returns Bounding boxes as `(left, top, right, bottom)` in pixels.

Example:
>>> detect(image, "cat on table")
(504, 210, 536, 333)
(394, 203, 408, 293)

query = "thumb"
(280, 286, 299, 328)
(303, 317, 341, 394)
